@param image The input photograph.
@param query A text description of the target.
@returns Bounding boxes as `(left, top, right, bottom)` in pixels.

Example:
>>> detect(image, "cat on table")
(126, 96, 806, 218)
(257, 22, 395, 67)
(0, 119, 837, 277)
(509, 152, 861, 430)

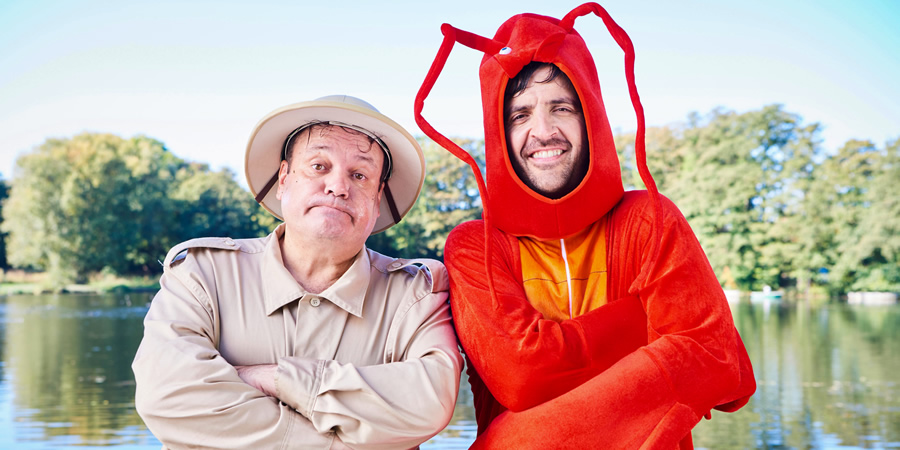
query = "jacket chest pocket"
(217, 311, 289, 365)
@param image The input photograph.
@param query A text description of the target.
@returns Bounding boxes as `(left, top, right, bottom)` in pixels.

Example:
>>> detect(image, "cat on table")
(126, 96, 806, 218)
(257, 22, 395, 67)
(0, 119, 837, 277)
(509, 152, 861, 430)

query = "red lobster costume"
(415, 3, 755, 448)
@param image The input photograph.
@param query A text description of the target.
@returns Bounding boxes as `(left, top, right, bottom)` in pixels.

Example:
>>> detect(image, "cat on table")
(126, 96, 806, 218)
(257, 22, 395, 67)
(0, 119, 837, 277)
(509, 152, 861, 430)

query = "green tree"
(1, 133, 270, 287)
(618, 105, 899, 295)
(814, 139, 900, 293)
(367, 137, 484, 260)
(852, 138, 900, 291)
(617, 105, 834, 291)
(0, 176, 8, 270)
(169, 164, 274, 245)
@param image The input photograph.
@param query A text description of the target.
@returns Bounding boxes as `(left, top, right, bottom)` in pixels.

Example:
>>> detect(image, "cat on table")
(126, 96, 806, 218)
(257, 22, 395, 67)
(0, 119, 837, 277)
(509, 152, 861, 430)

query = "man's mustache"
(523, 136, 571, 154)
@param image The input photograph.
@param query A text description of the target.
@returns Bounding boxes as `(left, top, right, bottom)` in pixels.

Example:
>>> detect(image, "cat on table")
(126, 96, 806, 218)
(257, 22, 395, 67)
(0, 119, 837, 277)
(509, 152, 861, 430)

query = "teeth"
(531, 150, 563, 158)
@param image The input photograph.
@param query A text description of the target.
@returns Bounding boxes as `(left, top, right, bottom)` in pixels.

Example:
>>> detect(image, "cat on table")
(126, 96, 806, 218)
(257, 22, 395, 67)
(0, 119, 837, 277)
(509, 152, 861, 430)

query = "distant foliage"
(1, 105, 896, 295)
(0, 133, 272, 287)
(0, 178, 8, 270)
(367, 137, 484, 260)
(617, 105, 899, 294)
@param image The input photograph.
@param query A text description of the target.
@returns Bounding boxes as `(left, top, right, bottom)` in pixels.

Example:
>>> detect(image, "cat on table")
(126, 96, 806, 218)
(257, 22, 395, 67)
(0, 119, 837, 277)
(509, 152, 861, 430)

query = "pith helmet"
(245, 95, 425, 234)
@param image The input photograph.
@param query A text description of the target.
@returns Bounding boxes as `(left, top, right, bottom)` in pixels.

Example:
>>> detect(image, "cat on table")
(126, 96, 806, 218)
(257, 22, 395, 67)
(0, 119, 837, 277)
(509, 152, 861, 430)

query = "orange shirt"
(518, 217, 609, 321)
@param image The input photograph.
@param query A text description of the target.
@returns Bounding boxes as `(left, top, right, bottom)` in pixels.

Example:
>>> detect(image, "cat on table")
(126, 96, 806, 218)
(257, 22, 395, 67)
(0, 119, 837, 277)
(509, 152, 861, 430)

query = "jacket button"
(224, 238, 235, 246)
(310, 297, 321, 307)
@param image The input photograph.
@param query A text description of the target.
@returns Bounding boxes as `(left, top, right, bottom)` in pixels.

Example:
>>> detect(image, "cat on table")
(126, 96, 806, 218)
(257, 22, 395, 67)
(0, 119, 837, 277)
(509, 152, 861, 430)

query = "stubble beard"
(519, 137, 578, 198)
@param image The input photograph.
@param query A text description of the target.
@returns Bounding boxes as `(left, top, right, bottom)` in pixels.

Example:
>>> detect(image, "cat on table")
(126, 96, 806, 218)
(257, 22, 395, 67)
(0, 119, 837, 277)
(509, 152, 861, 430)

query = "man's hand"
(235, 364, 277, 397)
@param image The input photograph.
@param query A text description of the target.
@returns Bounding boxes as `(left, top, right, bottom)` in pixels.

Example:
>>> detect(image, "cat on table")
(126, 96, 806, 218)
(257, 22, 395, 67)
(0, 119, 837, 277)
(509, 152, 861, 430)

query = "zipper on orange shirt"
(560, 238, 574, 320)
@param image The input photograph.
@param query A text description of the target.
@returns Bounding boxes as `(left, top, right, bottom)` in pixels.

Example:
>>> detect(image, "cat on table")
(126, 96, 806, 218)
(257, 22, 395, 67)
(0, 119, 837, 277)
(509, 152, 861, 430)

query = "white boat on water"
(847, 292, 897, 306)
(750, 286, 783, 303)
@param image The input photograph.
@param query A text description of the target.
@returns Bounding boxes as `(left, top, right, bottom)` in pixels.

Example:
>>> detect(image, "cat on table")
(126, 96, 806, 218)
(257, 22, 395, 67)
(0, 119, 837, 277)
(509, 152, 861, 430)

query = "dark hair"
(283, 123, 391, 190)
(504, 62, 567, 107)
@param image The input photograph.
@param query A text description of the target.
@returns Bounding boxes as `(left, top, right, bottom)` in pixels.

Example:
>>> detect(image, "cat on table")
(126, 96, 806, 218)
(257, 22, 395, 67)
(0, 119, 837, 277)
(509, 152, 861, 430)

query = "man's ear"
(275, 160, 290, 200)
(374, 183, 383, 217)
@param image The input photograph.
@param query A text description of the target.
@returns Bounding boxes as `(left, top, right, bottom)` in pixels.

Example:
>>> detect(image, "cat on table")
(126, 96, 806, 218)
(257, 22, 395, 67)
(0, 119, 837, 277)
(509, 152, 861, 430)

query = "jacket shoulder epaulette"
(162, 237, 242, 268)
(368, 250, 448, 294)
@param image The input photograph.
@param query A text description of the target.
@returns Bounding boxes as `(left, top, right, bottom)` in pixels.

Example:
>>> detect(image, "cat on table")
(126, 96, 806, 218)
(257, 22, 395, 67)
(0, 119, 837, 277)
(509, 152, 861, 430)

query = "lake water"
(0, 293, 897, 449)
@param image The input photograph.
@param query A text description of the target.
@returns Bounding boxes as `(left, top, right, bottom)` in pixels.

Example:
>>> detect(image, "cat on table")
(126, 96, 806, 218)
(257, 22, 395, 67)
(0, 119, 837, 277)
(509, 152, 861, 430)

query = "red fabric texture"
(415, 2, 756, 447)
(477, 9, 624, 240)
(446, 192, 755, 448)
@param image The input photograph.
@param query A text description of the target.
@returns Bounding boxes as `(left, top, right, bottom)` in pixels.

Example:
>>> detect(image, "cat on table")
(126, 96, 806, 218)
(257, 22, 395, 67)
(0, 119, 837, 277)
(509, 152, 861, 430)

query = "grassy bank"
(0, 269, 159, 296)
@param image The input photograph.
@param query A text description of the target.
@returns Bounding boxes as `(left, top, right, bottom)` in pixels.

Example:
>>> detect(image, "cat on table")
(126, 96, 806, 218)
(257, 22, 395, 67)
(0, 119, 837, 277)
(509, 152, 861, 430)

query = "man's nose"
(324, 172, 350, 198)
(531, 110, 557, 140)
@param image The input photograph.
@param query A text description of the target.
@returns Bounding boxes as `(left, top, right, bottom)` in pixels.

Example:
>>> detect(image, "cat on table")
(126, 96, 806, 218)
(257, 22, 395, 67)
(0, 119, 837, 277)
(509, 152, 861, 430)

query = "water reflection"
(0, 294, 158, 448)
(0, 294, 898, 448)
(692, 301, 900, 449)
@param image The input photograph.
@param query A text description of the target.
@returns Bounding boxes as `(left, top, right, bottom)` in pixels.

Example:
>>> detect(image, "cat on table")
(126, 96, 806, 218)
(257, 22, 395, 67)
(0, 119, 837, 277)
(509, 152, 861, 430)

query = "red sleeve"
(460, 194, 755, 448)
(449, 193, 755, 448)
(606, 192, 755, 418)
(445, 220, 648, 413)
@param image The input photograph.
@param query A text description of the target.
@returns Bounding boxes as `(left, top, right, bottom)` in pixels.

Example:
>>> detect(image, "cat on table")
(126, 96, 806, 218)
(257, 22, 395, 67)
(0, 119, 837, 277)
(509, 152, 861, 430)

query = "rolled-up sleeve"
(132, 261, 337, 449)
(275, 291, 463, 450)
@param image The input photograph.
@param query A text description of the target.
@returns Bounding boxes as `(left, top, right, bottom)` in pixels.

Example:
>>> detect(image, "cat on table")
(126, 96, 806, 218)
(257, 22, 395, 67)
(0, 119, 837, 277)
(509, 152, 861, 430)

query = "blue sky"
(1, 0, 898, 185)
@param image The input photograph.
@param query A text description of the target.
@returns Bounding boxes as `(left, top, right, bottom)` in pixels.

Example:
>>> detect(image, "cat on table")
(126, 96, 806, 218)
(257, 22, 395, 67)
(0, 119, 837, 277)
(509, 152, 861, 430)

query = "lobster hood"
(480, 12, 623, 240)
(415, 2, 659, 242)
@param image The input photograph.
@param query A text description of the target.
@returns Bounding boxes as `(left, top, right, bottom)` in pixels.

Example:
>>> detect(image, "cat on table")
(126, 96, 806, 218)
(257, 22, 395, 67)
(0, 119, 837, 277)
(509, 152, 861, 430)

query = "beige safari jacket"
(132, 224, 463, 449)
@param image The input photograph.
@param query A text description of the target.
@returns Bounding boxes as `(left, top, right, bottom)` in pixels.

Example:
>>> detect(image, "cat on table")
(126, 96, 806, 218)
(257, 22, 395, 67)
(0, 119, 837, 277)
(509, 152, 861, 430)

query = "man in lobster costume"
(415, 3, 756, 448)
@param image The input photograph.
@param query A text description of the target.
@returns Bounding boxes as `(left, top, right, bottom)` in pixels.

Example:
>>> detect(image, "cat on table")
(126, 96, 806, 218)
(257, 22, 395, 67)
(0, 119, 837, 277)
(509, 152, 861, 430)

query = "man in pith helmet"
(415, 3, 755, 448)
(133, 95, 462, 448)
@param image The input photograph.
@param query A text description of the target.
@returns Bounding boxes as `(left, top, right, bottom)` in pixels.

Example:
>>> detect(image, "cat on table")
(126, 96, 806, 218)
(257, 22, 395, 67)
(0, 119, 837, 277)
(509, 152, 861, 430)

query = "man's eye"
(509, 113, 527, 123)
(353, 173, 367, 181)
(311, 163, 325, 171)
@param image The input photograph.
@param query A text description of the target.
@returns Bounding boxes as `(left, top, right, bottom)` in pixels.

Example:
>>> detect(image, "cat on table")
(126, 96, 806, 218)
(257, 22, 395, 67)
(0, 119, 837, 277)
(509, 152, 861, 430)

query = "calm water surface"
(0, 294, 897, 449)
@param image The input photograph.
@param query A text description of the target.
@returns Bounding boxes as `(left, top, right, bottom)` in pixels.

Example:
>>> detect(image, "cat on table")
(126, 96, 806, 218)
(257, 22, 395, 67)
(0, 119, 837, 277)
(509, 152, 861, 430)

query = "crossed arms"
(444, 192, 755, 447)
(132, 250, 462, 450)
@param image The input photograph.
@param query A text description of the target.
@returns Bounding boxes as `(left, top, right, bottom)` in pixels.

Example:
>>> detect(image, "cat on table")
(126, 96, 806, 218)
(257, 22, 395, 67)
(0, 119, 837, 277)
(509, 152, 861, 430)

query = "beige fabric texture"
(132, 224, 462, 449)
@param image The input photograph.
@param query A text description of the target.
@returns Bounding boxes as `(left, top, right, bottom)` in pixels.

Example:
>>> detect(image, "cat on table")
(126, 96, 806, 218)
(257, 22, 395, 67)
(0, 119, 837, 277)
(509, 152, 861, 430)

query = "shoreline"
(0, 270, 159, 296)
(0, 283, 160, 296)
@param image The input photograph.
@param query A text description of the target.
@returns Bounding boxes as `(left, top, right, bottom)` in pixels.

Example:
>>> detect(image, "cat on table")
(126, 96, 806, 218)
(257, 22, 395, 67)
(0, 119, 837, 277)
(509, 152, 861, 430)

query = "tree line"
(1, 104, 897, 295)
(0, 133, 276, 287)
(617, 105, 898, 296)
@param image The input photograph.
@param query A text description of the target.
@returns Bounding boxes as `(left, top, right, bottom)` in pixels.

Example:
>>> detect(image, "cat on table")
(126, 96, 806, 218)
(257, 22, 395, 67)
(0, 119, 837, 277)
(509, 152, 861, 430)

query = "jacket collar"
(263, 223, 368, 318)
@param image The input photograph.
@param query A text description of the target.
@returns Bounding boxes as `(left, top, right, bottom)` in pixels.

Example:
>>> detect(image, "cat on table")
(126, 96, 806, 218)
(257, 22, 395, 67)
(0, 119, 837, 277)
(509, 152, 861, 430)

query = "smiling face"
(505, 65, 589, 199)
(276, 124, 383, 249)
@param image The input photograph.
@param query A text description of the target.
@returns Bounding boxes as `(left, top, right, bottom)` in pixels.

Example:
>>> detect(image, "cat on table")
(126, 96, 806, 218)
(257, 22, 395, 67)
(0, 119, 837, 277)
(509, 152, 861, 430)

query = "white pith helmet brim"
(245, 95, 425, 234)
